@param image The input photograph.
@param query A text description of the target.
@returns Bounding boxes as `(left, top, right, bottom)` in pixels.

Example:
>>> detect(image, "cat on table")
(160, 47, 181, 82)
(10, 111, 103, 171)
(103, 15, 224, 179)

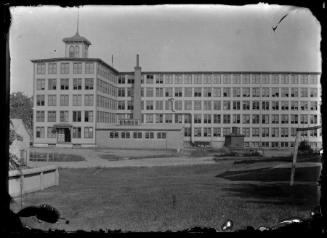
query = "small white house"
(9, 119, 31, 165)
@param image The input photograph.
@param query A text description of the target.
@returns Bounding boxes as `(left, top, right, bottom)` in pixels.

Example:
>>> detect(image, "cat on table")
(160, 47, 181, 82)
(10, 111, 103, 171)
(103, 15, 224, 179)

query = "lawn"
(29, 152, 85, 162)
(11, 163, 319, 232)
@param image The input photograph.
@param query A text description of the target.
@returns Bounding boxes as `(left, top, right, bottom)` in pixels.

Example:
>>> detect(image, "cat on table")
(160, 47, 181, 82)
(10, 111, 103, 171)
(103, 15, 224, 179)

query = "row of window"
(36, 110, 94, 123)
(35, 126, 94, 139)
(36, 62, 95, 75)
(118, 73, 319, 85)
(244, 141, 321, 148)
(97, 64, 117, 84)
(36, 94, 94, 107)
(109, 131, 167, 139)
(117, 100, 319, 111)
(137, 113, 319, 125)
(96, 95, 117, 110)
(183, 127, 321, 138)
(97, 79, 117, 97)
(117, 87, 319, 98)
(96, 111, 117, 124)
(36, 78, 94, 91)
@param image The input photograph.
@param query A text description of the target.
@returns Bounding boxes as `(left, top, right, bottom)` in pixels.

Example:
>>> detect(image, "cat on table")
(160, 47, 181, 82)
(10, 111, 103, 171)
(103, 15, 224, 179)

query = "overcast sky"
(9, 4, 321, 97)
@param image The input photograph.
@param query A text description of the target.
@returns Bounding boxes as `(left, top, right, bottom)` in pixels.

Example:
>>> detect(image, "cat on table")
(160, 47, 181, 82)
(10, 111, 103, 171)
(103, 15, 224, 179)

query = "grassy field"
(29, 152, 85, 162)
(11, 162, 320, 232)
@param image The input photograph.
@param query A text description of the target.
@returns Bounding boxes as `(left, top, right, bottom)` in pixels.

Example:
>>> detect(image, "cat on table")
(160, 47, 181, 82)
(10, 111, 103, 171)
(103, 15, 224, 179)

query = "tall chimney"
(133, 54, 142, 122)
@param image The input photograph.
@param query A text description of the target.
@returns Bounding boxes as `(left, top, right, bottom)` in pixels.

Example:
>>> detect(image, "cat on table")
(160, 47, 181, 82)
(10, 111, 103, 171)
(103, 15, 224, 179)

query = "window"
(281, 128, 289, 137)
(109, 131, 119, 139)
(48, 79, 57, 90)
(48, 95, 56, 106)
(223, 74, 231, 84)
(223, 101, 231, 110)
(85, 63, 94, 74)
(290, 74, 299, 84)
(84, 111, 93, 122)
(118, 88, 125, 97)
(310, 114, 318, 124)
(281, 114, 289, 124)
(203, 114, 211, 124)
(60, 63, 69, 74)
(213, 74, 221, 84)
(300, 88, 308, 97)
(73, 111, 82, 122)
(281, 101, 289, 110)
(252, 128, 259, 137)
(204, 74, 212, 84)
(165, 100, 172, 111)
(213, 128, 221, 137)
(232, 114, 240, 124)
(146, 88, 154, 97)
(262, 101, 269, 110)
(272, 101, 279, 110)
(310, 101, 318, 111)
(232, 74, 241, 84)
(291, 114, 298, 124)
(156, 74, 164, 84)
(36, 95, 45, 106)
(184, 100, 192, 110)
(223, 88, 231, 97)
(262, 128, 269, 137)
(252, 114, 260, 124)
(36, 63, 46, 74)
(242, 88, 250, 97)
(194, 74, 202, 84)
(262, 88, 269, 97)
(232, 88, 241, 97)
(36, 79, 45, 90)
(175, 114, 183, 123)
(232, 101, 240, 110)
(146, 101, 154, 110)
(73, 127, 82, 138)
(36, 111, 45, 122)
(242, 101, 250, 110)
(194, 101, 202, 110)
(223, 128, 231, 136)
(242, 74, 250, 84)
(223, 114, 231, 124)
(213, 114, 221, 124)
(203, 128, 211, 137)
(84, 127, 93, 138)
(300, 101, 308, 110)
(174, 100, 182, 111)
(146, 75, 154, 84)
(73, 78, 82, 90)
(271, 128, 279, 137)
(291, 88, 298, 97)
(127, 101, 133, 110)
(174, 87, 183, 97)
(281, 88, 289, 97)
(60, 79, 69, 90)
(118, 76, 125, 84)
(261, 74, 270, 84)
(252, 74, 261, 84)
(262, 114, 269, 124)
(213, 101, 221, 110)
(164, 74, 173, 84)
(271, 114, 279, 124)
(194, 114, 202, 124)
(242, 114, 250, 124)
(184, 75, 192, 84)
(309, 75, 318, 84)
(242, 128, 250, 137)
(165, 87, 173, 97)
(300, 74, 309, 84)
(47, 111, 56, 122)
(252, 101, 260, 110)
(175, 75, 183, 84)
(184, 88, 192, 97)
(194, 128, 202, 137)
(203, 87, 212, 97)
(73, 95, 82, 106)
(213, 87, 221, 97)
(48, 63, 57, 74)
(252, 88, 260, 97)
(73, 63, 82, 74)
(157, 132, 167, 139)
(156, 88, 164, 97)
(291, 101, 299, 110)
(36, 127, 45, 138)
(310, 88, 318, 97)
(145, 132, 154, 139)
(47, 127, 56, 138)
(118, 101, 125, 110)
(156, 101, 163, 110)
(60, 111, 69, 122)
(165, 114, 172, 123)
(271, 88, 279, 97)
(60, 95, 69, 106)
(145, 114, 154, 123)
(300, 114, 308, 124)
(85, 78, 94, 90)
(281, 74, 289, 84)
(194, 87, 202, 97)
(133, 132, 142, 139)
(184, 114, 191, 123)
(271, 74, 279, 84)
(84, 95, 94, 106)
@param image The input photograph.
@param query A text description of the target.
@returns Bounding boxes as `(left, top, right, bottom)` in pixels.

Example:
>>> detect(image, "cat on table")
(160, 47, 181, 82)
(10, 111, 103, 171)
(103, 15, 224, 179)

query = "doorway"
(57, 128, 71, 143)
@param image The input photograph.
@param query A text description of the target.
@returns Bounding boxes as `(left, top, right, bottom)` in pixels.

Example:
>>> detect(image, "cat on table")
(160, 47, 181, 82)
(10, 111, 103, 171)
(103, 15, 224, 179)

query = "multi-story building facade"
(32, 31, 322, 150)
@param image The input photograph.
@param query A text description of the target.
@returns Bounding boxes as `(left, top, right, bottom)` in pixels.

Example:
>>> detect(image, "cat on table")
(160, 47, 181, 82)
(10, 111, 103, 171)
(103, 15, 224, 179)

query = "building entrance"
(57, 128, 71, 143)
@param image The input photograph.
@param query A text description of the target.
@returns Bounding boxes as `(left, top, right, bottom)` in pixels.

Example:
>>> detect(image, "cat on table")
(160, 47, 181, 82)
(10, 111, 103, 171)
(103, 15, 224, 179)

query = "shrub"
(298, 140, 313, 154)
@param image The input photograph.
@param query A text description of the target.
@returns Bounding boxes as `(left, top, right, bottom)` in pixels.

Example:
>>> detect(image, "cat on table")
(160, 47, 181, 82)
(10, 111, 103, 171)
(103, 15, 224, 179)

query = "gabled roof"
(62, 32, 91, 46)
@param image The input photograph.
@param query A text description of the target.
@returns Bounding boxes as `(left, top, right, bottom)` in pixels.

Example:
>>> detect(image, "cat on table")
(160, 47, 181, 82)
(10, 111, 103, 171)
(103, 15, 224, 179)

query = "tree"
(10, 92, 33, 131)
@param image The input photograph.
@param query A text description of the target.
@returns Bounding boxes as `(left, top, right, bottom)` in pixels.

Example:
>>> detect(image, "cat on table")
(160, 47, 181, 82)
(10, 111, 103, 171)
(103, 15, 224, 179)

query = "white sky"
(9, 4, 321, 97)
